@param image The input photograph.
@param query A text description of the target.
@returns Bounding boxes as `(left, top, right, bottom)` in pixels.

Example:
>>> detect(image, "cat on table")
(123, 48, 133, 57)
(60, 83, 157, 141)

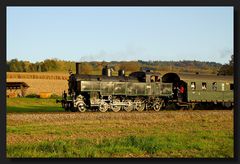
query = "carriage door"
(178, 80, 188, 102)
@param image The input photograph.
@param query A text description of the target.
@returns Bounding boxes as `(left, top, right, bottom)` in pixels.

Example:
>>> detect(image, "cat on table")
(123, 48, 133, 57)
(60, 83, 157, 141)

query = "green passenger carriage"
(162, 73, 234, 109)
(183, 74, 233, 103)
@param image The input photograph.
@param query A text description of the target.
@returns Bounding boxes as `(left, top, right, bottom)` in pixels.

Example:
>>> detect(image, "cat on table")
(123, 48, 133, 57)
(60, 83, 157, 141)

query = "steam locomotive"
(57, 63, 234, 112)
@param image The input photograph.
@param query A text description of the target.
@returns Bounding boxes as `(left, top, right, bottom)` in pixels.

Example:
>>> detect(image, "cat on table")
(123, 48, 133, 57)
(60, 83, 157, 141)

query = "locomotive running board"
(91, 103, 130, 107)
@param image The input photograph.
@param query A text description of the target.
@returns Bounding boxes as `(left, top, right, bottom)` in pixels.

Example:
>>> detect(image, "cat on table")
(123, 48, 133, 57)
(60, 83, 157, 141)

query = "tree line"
(6, 56, 233, 75)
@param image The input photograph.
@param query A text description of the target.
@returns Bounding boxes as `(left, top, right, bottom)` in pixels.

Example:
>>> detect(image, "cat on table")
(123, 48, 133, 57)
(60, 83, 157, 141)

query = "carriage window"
(222, 83, 225, 91)
(212, 82, 217, 91)
(202, 82, 207, 90)
(230, 83, 234, 90)
(191, 82, 196, 90)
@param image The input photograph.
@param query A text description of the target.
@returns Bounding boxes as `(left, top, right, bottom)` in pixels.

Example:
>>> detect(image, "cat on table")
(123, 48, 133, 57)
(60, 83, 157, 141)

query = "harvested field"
(7, 72, 69, 95)
(7, 78, 68, 95)
(7, 108, 234, 158)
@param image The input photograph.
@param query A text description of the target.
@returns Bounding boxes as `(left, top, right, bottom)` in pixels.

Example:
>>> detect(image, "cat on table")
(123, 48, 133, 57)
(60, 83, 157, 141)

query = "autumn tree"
(119, 61, 141, 72)
(80, 62, 93, 74)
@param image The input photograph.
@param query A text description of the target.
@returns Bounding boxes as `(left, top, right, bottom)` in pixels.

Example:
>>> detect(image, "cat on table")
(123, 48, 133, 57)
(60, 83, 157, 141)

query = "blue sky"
(7, 7, 233, 64)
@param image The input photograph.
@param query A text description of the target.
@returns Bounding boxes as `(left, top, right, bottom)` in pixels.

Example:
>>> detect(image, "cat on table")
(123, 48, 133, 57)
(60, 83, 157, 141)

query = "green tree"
(218, 54, 233, 75)
(8, 59, 23, 72)
(42, 59, 58, 71)
(81, 62, 93, 74)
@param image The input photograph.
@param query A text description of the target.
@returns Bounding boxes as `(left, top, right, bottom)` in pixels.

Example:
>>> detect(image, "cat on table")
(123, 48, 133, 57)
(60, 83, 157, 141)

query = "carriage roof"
(177, 73, 233, 82)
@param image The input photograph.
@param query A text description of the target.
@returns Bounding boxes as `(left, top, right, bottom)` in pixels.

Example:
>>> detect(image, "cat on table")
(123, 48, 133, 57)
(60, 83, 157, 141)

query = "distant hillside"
(7, 59, 222, 75)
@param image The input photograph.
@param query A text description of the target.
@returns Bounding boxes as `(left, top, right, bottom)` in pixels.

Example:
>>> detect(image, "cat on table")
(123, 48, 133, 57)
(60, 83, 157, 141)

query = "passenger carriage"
(162, 73, 234, 109)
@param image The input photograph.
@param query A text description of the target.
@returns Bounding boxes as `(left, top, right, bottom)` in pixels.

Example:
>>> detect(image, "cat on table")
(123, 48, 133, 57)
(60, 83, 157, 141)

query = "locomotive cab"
(129, 70, 161, 83)
(146, 73, 161, 83)
(162, 73, 187, 102)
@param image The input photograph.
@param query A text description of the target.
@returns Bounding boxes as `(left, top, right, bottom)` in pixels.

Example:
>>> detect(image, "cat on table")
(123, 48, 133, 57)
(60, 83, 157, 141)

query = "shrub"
(50, 94, 61, 99)
(25, 93, 40, 98)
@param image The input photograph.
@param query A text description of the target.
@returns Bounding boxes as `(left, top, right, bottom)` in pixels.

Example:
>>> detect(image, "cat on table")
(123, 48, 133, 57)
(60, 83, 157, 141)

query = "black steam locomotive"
(57, 63, 234, 112)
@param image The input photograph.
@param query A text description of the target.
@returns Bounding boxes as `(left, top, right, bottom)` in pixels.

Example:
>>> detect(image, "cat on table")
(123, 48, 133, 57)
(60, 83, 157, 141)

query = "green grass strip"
(7, 135, 233, 158)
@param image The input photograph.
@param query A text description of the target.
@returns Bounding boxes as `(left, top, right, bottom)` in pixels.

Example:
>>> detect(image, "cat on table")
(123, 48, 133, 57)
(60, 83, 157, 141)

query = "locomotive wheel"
(112, 99, 121, 112)
(134, 99, 145, 112)
(99, 101, 109, 112)
(123, 99, 133, 112)
(153, 100, 164, 112)
(77, 102, 87, 112)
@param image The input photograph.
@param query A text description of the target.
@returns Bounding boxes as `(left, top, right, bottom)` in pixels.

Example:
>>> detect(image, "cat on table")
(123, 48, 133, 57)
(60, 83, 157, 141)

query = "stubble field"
(7, 72, 68, 95)
(6, 98, 234, 158)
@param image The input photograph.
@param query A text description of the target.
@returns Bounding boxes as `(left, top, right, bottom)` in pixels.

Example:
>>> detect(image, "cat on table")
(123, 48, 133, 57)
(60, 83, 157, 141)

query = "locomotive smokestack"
(102, 65, 112, 77)
(76, 63, 81, 75)
(118, 69, 125, 76)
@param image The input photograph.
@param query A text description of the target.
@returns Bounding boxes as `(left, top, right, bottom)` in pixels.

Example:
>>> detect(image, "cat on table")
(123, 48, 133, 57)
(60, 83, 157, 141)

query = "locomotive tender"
(57, 63, 234, 112)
